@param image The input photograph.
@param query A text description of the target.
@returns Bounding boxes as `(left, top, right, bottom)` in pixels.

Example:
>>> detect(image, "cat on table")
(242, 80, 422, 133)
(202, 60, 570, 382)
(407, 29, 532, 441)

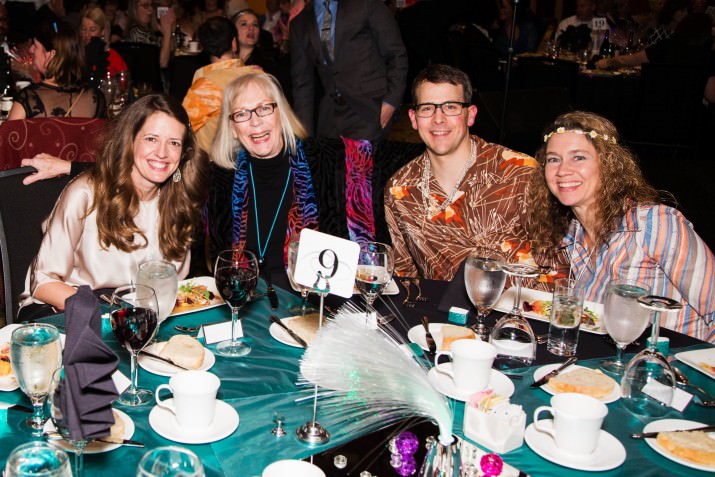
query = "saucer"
(148, 399, 239, 444)
(427, 365, 514, 401)
(643, 418, 715, 472)
(525, 420, 626, 471)
(139, 342, 215, 376)
(44, 409, 134, 454)
(533, 363, 620, 403)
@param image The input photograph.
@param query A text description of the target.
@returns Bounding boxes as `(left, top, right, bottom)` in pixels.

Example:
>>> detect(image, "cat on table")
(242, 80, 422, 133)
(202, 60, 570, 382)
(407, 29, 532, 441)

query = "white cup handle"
(533, 405, 557, 440)
(433, 351, 455, 380)
(155, 384, 176, 414)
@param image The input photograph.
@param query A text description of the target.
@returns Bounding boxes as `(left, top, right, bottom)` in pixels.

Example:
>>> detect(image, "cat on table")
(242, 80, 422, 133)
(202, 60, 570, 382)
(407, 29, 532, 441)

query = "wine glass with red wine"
(109, 284, 159, 406)
(214, 249, 259, 357)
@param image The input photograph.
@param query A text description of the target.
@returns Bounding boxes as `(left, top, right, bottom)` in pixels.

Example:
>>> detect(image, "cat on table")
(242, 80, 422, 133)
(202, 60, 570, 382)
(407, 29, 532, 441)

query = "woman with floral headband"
(527, 111, 715, 343)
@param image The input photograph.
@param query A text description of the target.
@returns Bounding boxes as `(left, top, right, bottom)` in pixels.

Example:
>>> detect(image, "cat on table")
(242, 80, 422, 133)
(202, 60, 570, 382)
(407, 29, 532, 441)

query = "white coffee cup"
(262, 460, 325, 477)
(533, 393, 608, 455)
(434, 339, 496, 392)
(155, 370, 220, 431)
(189, 41, 199, 52)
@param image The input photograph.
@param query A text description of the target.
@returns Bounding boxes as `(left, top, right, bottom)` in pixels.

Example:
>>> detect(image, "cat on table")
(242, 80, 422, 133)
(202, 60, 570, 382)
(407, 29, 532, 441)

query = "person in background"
(80, 6, 129, 80)
(527, 111, 715, 342)
(638, 0, 690, 48)
(125, 0, 176, 68)
(8, 21, 106, 120)
(555, 0, 597, 39)
(104, 0, 129, 42)
(493, 0, 539, 60)
(182, 16, 260, 152)
(18, 94, 209, 321)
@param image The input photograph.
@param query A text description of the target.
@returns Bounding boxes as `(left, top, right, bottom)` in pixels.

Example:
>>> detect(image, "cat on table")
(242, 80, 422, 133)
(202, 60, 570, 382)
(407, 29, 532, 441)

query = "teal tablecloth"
(1, 283, 714, 476)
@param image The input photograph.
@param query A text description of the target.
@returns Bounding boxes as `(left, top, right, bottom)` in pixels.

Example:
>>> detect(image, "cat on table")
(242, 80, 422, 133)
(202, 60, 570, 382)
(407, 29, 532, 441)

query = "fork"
(402, 279, 415, 307)
(413, 278, 428, 302)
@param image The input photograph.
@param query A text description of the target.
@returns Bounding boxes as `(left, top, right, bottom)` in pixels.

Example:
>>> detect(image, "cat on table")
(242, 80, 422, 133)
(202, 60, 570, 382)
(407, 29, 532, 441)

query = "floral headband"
(543, 127, 618, 144)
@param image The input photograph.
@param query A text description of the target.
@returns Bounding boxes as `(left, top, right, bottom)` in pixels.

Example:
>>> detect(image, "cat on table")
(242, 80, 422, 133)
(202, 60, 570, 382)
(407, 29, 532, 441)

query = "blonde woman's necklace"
(420, 138, 476, 218)
(249, 163, 292, 265)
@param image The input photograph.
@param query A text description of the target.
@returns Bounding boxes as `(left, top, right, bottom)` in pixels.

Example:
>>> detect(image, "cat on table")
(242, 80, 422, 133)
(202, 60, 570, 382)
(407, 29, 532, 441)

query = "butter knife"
(270, 315, 308, 348)
(45, 432, 144, 447)
(632, 424, 715, 439)
(421, 316, 437, 355)
(530, 356, 578, 388)
(139, 350, 190, 370)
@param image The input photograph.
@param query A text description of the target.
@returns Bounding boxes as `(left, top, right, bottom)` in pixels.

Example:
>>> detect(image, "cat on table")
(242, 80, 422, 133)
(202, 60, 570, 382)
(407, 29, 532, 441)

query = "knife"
(530, 356, 578, 388)
(421, 316, 437, 356)
(45, 432, 145, 447)
(270, 315, 308, 348)
(139, 350, 190, 370)
(631, 424, 715, 439)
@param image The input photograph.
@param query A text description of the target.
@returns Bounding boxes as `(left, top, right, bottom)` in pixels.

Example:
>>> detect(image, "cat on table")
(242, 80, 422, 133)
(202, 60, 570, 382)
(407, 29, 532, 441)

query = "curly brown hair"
(526, 111, 660, 253)
(89, 94, 209, 261)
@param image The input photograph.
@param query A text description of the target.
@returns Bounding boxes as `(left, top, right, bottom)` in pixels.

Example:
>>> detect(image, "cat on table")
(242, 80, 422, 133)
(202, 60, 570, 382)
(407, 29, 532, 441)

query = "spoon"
(671, 362, 715, 405)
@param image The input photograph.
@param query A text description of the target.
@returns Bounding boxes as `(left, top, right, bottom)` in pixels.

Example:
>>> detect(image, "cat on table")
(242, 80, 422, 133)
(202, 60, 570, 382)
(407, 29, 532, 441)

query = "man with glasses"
(384, 64, 539, 280)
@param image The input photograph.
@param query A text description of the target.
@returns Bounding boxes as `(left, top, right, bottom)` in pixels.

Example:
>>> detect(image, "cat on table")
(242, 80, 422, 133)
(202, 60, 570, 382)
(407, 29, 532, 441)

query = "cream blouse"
(20, 174, 190, 309)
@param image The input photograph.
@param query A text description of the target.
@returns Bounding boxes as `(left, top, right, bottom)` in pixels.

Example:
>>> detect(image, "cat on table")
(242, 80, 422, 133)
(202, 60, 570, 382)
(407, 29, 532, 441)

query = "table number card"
(294, 229, 359, 298)
(591, 17, 609, 31)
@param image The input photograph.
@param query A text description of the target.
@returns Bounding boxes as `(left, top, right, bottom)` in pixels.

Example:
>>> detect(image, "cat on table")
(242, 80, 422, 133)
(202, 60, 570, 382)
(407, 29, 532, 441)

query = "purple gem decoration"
(396, 456, 417, 476)
(480, 453, 503, 477)
(395, 431, 419, 456)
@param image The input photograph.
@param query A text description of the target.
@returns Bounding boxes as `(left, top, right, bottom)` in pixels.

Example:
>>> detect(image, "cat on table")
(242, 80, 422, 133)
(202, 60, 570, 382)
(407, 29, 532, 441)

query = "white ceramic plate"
(427, 366, 514, 402)
(263, 460, 326, 477)
(674, 348, 715, 380)
(138, 341, 215, 376)
(170, 276, 225, 317)
(493, 287, 606, 334)
(149, 399, 239, 444)
(525, 420, 626, 471)
(44, 409, 134, 454)
(407, 323, 476, 351)
(269, 316, 308, 348)
(642, 419, 715, 472)
(532, 363, 620, 403)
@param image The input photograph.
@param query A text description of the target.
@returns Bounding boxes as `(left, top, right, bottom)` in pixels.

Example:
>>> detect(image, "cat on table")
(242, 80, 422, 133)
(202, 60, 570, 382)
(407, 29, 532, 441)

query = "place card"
(293, 229, 359, 298)
(643, 380, 692, 412)
(591, 17, 608, 30)
(112, 370, 131, 394)
(199, 320, 242, 345)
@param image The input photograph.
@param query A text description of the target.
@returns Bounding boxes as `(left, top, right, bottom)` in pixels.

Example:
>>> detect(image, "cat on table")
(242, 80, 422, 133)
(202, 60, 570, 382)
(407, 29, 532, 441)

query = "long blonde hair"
(211, 71, 307, 169)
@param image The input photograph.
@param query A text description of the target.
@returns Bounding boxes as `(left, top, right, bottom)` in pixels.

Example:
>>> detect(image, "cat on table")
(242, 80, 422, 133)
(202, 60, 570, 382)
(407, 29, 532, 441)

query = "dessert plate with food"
(674, 348, 715, 380)
(427, 365, 514, 402)
(532, 363, 620, 403)
(138, 335, 215, 377)
(0, 324, 22, 391)
(269, 313, 321, 348)
(407, 323, 476, 352)
(494, 287, 606, 334)
(642, 419, 715, 471)
(170, 277, 224, 317)
(44, 409, 134, 454)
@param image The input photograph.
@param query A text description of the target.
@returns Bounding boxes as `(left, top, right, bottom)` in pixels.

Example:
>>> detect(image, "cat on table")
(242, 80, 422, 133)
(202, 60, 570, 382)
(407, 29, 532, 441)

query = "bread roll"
(285, 313, 321, 344)
(439, 324, 475, 351)
(0, 343, 10, 377)
(548, 367, 616, 399)
(657, 430, 715, 465)
(159, 335, 205, 369)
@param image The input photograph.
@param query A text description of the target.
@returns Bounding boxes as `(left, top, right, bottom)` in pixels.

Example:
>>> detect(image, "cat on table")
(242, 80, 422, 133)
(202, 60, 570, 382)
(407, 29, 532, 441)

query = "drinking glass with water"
(547, 278, 585, 356)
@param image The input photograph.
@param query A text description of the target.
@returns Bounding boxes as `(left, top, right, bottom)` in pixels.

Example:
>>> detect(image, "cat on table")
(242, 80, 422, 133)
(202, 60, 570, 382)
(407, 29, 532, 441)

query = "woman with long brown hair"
(18, 94, 209, 321)
(528, 111, 715, 342)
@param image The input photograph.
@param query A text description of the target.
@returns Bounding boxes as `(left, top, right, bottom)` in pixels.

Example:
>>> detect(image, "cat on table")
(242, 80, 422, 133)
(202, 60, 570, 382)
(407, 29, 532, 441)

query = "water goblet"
(4, 441, 71, 477)
(489, 263, 539, 372)
(214, 249, 259, 357)
(47, 367, 88, 477)
(110, 284, 159, 406)
(355, 242, 394, 324)
(136, 446, 205, 477)
(621, 295, 682, 417)
(10, 323, 62, 433)
(136, 259, 179, 325)
(287, 237, 313, 316)
(600, 280, 650, 375)
(464, 256, 506, 340)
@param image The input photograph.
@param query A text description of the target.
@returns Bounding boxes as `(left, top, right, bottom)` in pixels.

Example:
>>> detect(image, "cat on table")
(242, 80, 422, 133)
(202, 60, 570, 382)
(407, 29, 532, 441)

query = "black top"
(16, 82, 106, 119)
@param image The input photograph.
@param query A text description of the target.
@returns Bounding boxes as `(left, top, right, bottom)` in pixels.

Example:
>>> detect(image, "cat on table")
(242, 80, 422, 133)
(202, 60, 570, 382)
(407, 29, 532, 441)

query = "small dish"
(138, 341, 215, 376)
(170, 277, 224, 317)
(642, 418, 715, 472)
(532, 363, 620, 403)
(674, 348, 715, 380)
(269, 316, 307, 348)
(407, 323, 475, 351)
(427, 365, 514, 402)
(44, 409, 134, 454)
(149, 399, 239, 444)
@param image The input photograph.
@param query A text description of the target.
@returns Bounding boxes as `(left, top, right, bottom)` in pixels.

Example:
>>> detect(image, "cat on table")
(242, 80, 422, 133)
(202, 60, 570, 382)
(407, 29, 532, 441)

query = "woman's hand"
(21, 154, 71, 185)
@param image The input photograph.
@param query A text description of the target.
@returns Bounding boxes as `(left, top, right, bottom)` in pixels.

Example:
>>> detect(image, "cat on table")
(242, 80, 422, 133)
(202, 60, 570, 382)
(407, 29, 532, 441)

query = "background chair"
(0, 118, 106, 171)
(0, 167, 73, 322)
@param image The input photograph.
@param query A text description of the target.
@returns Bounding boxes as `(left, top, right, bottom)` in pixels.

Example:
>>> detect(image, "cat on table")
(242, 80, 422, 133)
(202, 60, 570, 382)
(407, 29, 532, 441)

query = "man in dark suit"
(289, 0, 408, 141)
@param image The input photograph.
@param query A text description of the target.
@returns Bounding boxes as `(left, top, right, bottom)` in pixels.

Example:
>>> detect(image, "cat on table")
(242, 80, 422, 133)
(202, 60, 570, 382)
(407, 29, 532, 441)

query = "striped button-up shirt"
(565, 204, 715, 342)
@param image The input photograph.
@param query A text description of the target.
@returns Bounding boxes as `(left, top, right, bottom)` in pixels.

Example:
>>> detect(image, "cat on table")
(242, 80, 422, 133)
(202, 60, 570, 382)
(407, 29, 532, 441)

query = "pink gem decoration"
(481, 453, 503, 476)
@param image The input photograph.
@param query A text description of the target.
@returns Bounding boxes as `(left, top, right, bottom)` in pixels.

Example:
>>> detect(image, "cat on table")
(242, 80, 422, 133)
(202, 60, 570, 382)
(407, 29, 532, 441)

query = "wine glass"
(489, 263, 539, 372)
(214, 249, 259, 357)
(136, 259, 179, 325)
(287, 237, 313, 316)
(621, 295, 682, 417)
(109, 284, 159, 406)
(600, 280, 650, 375)
(47, 367, 88, 477)
(355, 242, 394, 324)
(9, 323, 62, 433)
(464, 256, 506, 340)
(136, 446, 205, 477)
(4, 441, 71, 477)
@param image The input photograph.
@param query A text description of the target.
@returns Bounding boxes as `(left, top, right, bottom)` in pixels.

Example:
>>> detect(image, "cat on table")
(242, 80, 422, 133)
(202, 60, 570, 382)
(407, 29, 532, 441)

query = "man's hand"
(380, 102, 396, 129)
(21, 154, 71, 185)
